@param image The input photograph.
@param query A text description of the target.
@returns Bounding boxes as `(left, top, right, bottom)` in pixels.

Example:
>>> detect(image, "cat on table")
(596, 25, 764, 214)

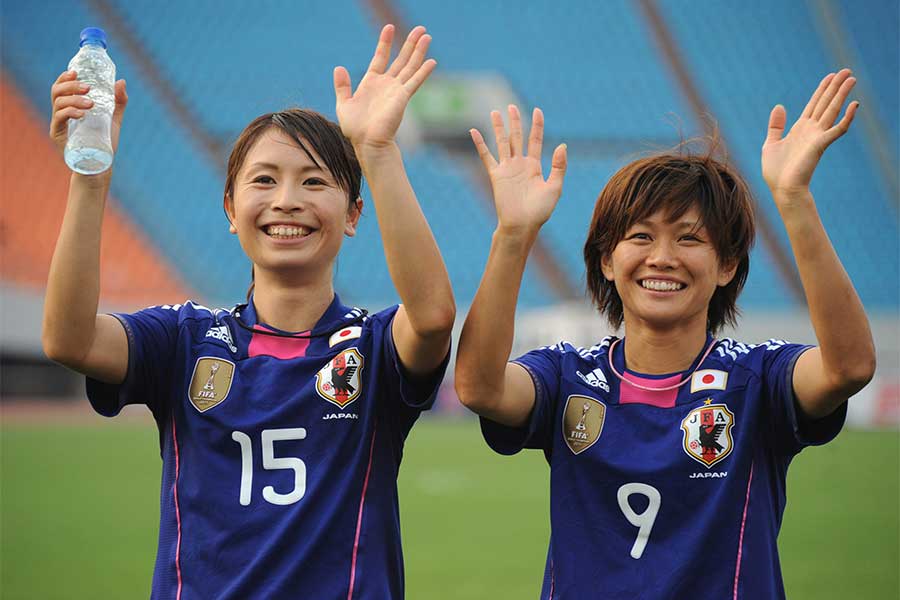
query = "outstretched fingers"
(801, 73, 834, 119)
(389, 26, 427, 77)
(811, 68, 851, 121)
(470, 128, 498, 172)
(526, 107, 544, 159)
(820, 75, 856, 127)
(403, 58, 436, 95)
(766, 104, 787, 144)
(398, 33, 432, 83)
(367, 24, 395, 74)
(491, 110, 510, 161)
(508, 105, 523, 157)
(824, 100, 859, 145)
(547, 143, 568, 190)
(333, 66, 353, 104)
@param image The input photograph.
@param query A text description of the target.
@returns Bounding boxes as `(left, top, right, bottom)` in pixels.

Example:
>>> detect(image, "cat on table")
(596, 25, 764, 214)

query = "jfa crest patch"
(188, 357, 235, 412)
(681, 402, 735, 467)
(562, 395, 606, 455)
(316, 348, 364, 409)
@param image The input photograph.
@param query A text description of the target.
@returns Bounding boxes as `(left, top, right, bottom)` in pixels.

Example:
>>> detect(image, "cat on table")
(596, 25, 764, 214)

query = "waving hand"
(471, 105, 567, 237)
(334, 25, 435, 151)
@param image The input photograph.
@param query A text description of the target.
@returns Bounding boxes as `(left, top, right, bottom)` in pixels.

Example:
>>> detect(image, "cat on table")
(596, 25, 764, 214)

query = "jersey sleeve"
(480, 345, 562, 455)
(369, 305, 450, 413)
(85, 305, 181, 418)
(757, 341, 847, 454)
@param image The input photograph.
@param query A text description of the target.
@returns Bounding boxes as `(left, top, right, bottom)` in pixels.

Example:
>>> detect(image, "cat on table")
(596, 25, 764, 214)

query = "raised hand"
(762, 68, 858, 198)
(470, 105, 567, 237)
(49, 70, 128, 159)
(334, 24, 435, 152)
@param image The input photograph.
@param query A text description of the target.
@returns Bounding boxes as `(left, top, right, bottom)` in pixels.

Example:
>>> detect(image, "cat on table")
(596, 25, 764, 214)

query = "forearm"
(777, 190, 875, 387)
(357, 143, 454, 333)
(41, 173, 109, 364)
(456, 230, 534, 406)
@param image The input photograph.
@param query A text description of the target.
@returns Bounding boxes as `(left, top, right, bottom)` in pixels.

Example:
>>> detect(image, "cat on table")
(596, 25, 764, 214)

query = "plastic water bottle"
(64, 27, 116, 175)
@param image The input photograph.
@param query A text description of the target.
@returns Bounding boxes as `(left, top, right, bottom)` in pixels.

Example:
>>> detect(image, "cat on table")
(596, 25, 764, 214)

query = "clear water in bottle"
(64, 27, 116, 175)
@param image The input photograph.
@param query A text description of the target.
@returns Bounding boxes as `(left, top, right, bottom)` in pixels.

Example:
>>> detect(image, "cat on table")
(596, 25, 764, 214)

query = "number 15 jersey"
(481, 336, 846, 600)
(87, 294, 447, 599)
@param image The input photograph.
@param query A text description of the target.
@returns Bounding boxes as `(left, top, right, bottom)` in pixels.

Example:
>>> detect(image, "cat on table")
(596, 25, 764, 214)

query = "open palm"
(471, 105, 567, 236)
(762, 69, 858, 197)
(334, 25, 435, 150)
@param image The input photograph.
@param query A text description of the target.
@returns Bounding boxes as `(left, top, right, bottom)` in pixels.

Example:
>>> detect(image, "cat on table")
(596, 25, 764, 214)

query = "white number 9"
(617, 483, 661, 560)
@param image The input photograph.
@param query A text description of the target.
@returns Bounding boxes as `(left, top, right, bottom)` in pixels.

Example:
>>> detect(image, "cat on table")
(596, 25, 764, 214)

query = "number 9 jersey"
(481, 336, 846, 600)
(86, 295, 448, 599)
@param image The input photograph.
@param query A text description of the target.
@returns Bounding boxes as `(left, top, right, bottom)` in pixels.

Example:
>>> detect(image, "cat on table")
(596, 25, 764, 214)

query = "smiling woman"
(456, 68, 875, 600)
(41, 23, 454, 600)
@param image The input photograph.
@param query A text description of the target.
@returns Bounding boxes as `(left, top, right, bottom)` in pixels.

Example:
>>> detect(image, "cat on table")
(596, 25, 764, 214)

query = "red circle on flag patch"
(340, 330, 351, 337)
(702, 374, 715, 384)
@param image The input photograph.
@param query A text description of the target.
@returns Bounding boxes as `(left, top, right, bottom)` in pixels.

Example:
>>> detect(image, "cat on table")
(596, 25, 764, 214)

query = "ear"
(600, 253, 615, 282)
(717, 257, 739, 287)
(344, 197, 363, 237)
(224, 194, 237, 234)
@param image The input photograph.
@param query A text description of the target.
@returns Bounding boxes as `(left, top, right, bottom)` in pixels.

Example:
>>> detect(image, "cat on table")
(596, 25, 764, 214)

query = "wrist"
(493, 226, 539, 251)
(71, 170, 113, 193)
(770, 187, 814, 210)
(352, 140, 400, 163)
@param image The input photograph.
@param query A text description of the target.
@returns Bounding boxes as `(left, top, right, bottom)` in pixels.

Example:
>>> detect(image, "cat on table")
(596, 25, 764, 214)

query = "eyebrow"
(245, 162, 325, 175)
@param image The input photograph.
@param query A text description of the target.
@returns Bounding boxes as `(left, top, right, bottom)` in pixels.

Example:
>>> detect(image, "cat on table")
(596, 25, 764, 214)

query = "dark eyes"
(626, 232, 704, 242)
(250, 176, 327, 186)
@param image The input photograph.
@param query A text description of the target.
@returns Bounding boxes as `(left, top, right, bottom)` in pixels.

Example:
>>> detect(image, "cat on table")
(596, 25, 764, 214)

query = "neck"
(620, 315, 710, 375)
(251, 268, 335, 332)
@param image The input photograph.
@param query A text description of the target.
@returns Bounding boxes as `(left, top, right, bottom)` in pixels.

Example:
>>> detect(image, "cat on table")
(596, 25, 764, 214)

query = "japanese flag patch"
(690, 369, 728, 393)
(329, 326, 362, 348)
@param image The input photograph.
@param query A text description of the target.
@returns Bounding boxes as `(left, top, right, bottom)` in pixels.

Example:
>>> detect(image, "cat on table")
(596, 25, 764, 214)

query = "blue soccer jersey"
(87, 294, 446, 599)
(481, 336, 846, 600)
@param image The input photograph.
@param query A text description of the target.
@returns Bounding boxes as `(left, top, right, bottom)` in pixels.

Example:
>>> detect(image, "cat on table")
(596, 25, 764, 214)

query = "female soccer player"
(456, 69, 874, 599)
(43, 25, 454, 599)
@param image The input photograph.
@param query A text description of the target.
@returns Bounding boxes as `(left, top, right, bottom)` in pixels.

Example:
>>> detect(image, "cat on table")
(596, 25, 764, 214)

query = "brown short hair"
(583, 143, 756, 333)
(224, 108, 361, 206)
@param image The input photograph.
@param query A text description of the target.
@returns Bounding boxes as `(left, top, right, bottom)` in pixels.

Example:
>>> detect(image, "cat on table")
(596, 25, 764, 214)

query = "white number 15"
(231, 428, 307, 506)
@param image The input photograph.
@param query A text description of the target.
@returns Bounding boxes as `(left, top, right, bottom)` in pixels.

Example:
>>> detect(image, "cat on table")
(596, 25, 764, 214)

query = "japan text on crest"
(562, 395, 606, 455)
(187, 357, 235, 412)
(680, 403, 735, 468)
(316, 348, 364, 409)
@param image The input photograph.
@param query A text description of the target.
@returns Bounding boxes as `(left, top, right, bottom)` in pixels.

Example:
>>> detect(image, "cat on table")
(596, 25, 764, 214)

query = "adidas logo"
(205, 325, 237, 353)
(576, 368, 609, 392)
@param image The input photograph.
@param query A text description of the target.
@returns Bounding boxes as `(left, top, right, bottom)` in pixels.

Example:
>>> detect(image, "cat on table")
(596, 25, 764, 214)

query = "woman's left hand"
(334, 24, 435, 153)
(761, 68, 858, 199)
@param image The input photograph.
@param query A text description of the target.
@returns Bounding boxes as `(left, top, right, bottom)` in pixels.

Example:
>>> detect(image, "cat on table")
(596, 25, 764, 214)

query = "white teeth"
(642, 279, 684, 292)
(266, 225, 309, 238)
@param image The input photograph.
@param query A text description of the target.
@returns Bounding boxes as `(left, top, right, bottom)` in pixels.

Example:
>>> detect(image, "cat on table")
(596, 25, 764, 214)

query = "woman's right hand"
(470, 105, 567, 239)
(49, 70, 128, 158)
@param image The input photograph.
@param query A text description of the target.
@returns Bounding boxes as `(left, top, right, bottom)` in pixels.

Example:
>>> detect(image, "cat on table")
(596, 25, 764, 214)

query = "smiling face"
(225, 128, 360, 279)
(600, 205, 737, 331)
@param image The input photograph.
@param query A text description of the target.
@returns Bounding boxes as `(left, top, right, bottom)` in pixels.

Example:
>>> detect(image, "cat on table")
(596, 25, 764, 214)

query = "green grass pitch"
(2, 419, 897, 599)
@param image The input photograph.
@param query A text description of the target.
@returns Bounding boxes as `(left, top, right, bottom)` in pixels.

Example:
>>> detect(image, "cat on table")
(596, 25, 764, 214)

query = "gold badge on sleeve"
(562, 394, 606, 455)
(188, 357, 235, 412)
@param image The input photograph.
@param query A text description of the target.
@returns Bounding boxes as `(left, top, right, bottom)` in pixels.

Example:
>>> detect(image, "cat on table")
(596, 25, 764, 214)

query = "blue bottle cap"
(79, 27, 107, 48)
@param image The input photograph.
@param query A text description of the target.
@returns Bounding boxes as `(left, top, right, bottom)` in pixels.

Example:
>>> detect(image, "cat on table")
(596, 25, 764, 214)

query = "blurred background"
(1, 0, 897, 598)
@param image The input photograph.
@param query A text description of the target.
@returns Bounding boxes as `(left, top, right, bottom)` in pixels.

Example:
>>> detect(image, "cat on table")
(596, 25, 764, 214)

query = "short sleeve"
(85, 305, 180, 418)
(371, 306, 450, 413)
(480, 346, 562, 456)
(760, 341, 847, 454)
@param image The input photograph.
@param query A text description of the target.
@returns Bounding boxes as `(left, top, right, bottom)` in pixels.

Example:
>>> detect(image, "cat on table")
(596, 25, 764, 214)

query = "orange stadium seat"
(0, 76, 192, 307)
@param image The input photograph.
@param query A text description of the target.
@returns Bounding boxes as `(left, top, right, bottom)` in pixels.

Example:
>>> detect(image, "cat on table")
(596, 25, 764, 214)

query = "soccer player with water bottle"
(44, 24, 453, 599)
(455, 69, 875, 599)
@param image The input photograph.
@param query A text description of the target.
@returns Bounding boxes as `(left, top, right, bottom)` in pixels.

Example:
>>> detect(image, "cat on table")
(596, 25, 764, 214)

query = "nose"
(271, 184, 305, 212)
(645, 239, 679, 270)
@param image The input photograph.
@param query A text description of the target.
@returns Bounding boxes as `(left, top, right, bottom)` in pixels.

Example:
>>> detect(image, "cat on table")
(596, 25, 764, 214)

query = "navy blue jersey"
(87, 295, 447, 599)
(482, 336, 846, 600)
